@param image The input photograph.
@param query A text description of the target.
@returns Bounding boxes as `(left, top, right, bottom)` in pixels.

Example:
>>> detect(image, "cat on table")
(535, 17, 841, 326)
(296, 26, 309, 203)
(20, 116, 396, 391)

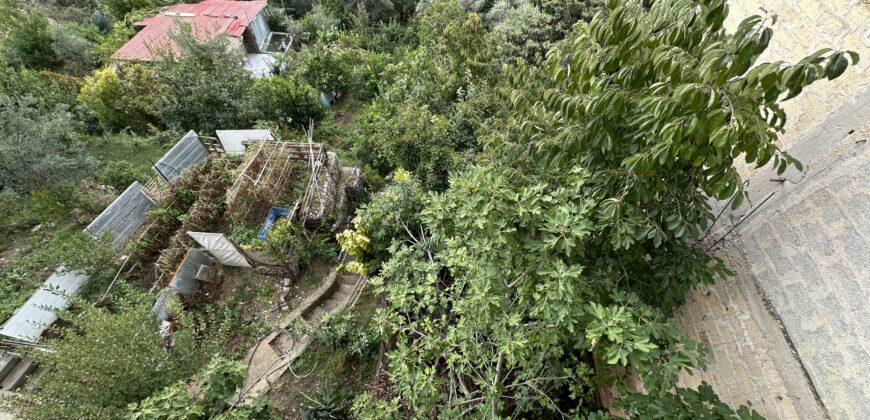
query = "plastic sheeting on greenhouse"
(153, 130, 209, 182)
(86, 181, 156, 250)
(151, 289, 176, 322)
(215, 129, 273, 155)
(187, 232, 252, 267)
(0, 267, 89, 342)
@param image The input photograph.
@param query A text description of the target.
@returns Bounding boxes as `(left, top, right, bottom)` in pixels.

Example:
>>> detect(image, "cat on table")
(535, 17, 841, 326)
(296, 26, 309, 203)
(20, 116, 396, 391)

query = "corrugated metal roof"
(86, 182, 157, 250)
(215, 129, 273, 154)
(113, 0, 268, 61)
(167, 249, 214, 296)
(0, 268, 89, 342)
(154, 130, 209, 182)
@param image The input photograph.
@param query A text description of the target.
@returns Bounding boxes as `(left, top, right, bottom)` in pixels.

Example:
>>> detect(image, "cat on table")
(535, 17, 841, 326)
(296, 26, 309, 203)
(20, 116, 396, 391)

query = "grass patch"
(84, 132, 168, 173)
(317, 96, 365, 166)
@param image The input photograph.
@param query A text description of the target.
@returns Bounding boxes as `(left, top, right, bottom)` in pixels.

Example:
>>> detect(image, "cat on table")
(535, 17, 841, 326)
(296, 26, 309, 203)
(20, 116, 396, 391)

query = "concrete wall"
(672, 2, 870, 418)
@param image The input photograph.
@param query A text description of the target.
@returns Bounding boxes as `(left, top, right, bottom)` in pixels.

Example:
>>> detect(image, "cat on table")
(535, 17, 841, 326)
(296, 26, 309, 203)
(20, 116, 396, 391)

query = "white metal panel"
(215, 129, 274, 155)
(187, 232, 252, 267)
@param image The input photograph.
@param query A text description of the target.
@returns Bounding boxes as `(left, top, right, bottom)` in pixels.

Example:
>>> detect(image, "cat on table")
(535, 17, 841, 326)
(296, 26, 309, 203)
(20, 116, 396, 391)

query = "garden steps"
(233, 258, 364, 406)
(0, 358, 34, 391)
(0, 355, 18, 383)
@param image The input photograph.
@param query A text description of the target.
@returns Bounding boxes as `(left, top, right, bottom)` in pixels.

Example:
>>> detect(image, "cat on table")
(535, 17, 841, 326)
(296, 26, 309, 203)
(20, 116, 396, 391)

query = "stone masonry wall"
(726, 0, 869, 148)
(725, 0, 870, 177)
(676, 122, 870, 419)
(669, 1, 870, 419)
(673, 241, 825, 419)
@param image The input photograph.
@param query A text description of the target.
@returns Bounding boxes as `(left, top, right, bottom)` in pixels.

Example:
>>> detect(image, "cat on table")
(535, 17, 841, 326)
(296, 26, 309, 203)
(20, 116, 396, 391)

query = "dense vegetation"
(0, 0, 857, 418)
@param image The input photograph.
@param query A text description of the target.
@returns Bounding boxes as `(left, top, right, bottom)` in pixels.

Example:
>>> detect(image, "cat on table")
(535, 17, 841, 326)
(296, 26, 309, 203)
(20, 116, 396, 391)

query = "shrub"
(296, 41, 356, 95)
(311, 313, 376, 358)
(300, 3, 342, 38)
(0, 65, 78, 111)
(337, 169, 424, 272)
(51, 26, 96, 76)
(248, 75, 323, 129)
(128, 356, 267, 419)
(153, 29, 255, 134)
(97, 161, 146, 193)
(0, 95, 95, 194)
(92, 22, 136, 65)
(0, 6, 57, 69)
(6, 304, 200, 420)
(353, 101, 456, 189)
(78, 65, 163, 132)
(285, 0, 315, 18)
(101, 0, 154, 20)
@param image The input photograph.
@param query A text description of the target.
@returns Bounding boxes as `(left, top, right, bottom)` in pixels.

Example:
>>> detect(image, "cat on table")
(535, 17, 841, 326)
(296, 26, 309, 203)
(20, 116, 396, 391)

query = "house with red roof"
(112, 0, 291, 77)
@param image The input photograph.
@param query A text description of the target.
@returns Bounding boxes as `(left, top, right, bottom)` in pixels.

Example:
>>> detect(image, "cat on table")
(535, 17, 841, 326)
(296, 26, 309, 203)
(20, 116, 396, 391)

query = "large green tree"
(0, 95, 95, 193)
(346, 0, 857, 417)
(0, 1, 58, 69)
(353, 2, 505, 188)
(152, 29, 255, 135)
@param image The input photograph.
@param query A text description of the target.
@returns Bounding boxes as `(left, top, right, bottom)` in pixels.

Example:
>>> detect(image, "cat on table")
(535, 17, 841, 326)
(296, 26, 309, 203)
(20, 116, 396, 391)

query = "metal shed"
(0, 268, 89, 342)
(153, 130, 209, 182)
(215, 129, 274, 155)
(86, 182, 157, 250)
(167, 249, 214, 296)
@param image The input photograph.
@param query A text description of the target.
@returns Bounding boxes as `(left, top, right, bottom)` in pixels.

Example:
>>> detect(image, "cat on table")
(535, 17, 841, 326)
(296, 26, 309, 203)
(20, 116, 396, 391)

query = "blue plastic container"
(258, 207, 291, 240)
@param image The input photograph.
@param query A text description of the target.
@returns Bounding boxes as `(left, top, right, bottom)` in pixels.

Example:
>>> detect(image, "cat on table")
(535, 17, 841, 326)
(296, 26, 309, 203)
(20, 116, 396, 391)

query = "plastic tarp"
(0, 267, 88, 342)
(215, 129, 273, 155)
(258, 207, 290, 240)
(167, 249, 214, 295)
(249, 13, 270, 49)
(187, 232, 252, 267)
(86, 181, 156, 250)
(153, 130, 209, 182)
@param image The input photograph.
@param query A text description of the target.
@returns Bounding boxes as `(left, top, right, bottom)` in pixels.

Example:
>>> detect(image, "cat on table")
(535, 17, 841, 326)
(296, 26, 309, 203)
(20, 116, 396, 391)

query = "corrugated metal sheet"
(215, 129, 273, 154)
(154, 130, 209, 182)
(0, 267, 89, 342)
(0, 182, 159, 342)
(113, 0, 268, 61)
(167, 249, 214, 296)
(86, 182, 157, 250)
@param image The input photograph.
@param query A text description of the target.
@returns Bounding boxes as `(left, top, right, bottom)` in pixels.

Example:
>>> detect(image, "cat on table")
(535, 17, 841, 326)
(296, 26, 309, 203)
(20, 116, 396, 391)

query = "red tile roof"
(113, 0, 267, 61)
